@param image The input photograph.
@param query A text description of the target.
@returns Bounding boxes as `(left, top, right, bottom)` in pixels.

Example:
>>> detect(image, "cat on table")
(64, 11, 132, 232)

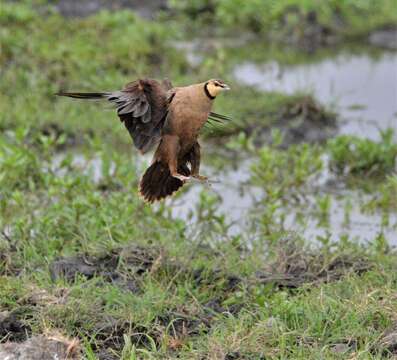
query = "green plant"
(328, 129, 397, 178)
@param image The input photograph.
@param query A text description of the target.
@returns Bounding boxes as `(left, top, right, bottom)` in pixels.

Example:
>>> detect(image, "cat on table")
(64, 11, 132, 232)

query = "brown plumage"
(56, 78, 230, 202)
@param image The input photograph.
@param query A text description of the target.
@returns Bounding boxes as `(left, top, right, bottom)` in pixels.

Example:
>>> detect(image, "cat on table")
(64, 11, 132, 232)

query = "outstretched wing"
(106, 79, 171, 153)
(57, 78, 231, 152)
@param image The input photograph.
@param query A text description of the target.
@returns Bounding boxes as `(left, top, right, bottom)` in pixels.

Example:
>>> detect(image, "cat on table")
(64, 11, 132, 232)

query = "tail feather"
(55, 92, 107, 99)
(139, 161, 190, 203)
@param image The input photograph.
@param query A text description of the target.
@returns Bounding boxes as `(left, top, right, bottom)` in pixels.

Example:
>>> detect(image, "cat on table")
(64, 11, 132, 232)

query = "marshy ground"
(1, 1, 397, 359)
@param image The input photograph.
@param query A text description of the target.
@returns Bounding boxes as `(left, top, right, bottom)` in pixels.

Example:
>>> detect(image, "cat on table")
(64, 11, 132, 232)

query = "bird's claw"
(173, 174, 216, 186)
(172, 174, 190, 182)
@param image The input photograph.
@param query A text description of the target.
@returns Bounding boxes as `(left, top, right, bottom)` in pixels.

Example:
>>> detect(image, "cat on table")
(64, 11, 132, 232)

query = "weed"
(170, 0, 397, 49)
(328, 129, 397, 178)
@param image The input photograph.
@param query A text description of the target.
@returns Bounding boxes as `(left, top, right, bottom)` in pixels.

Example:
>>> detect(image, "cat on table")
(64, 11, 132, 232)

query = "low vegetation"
(1, 123, 396, 358)
(328, 129, 397, 178)
(249, 131, 397, 233)
(170, 0, 397, 49)
(0, 2, 185, 142)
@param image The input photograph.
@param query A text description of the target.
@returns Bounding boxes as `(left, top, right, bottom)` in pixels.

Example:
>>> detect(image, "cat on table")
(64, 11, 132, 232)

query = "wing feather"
(106, 79, 170, 153)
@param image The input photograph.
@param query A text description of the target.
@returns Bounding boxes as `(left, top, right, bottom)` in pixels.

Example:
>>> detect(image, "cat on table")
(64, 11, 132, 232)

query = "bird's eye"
(215, 83, 220, 87)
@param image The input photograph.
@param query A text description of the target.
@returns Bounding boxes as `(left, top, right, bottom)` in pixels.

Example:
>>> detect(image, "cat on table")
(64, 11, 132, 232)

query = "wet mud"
(377, 322, 397, 356)
(255, 95, 337, 147)
(0, 310, 32, 343)
(50, 244, 170, 293)
(254, 239, 372, 289)
(0, 240, 376, 358)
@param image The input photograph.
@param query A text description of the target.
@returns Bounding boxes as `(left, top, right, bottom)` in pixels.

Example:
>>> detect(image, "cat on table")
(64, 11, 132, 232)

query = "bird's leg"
(170, 161, 190, 182)
(190, 142, 208, 182)
(164, 135, 190, 182)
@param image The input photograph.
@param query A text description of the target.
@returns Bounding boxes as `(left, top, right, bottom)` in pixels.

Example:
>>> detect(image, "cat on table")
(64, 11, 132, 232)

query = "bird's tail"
(55, 92, 107, 99)
(139, 161, 190, 203)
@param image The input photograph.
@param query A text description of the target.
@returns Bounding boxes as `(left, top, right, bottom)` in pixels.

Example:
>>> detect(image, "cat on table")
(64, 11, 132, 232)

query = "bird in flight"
(56, 78, 230, 202)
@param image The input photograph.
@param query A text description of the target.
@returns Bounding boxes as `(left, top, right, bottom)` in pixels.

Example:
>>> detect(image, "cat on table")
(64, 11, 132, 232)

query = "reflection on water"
(234, 52, 397, 138)
(175, 156, 397, 243)
(286, 192, 396, 244)
(171, 159, 258, 233)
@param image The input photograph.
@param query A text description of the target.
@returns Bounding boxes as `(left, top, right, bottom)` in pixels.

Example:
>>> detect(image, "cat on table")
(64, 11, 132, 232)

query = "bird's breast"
(168, 92, 212, 143)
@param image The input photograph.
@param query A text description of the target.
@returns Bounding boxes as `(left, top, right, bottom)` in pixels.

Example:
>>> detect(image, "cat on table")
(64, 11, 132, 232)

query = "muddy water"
(286, 193, 397, 243)
(171, 159, 258, 233)
(173, 48, 397, 243)
(174, 154, 397, 243)
(233, 51, 397, 138)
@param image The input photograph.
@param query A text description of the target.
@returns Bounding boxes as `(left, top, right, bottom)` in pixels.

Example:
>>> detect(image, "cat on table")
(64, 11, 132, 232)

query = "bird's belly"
(175, 109, 208, 135)
(177, 121, 204, 150)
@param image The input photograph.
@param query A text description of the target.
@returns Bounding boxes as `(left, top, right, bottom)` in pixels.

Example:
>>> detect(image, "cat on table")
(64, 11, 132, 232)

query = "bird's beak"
(222, 84, 231, 91)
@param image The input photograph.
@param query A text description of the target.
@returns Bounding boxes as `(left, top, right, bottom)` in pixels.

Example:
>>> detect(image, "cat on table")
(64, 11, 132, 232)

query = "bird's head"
(204, 79, 230, 99)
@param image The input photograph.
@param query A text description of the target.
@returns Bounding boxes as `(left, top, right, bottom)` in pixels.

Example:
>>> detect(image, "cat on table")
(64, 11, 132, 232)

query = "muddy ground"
(0, 240, 377, 359)
(253, 96, 337, 147)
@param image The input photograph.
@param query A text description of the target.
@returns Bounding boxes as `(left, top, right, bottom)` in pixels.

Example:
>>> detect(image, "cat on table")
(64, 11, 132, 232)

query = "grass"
(249, 131, 397, 235)
(1, 125, 396, 358)
(252, 142, 323, 203)
(0, 2, 186, 143)
(364, 175, 397, 212)
(1, 1, 397, 359)
(170, 0, 397, 48)
(328, 129, 397, 179)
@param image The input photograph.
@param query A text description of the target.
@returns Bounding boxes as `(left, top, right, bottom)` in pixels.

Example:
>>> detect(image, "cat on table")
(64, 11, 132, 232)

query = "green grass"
(170, 0, 397, 45)
(1, 126, 396, 358)
(0, 2, 187, 143)
(364, 175, 397, 212)
(328, 129, 397, 179)
(249, 131, 397, 231)
(1, 2, 397, 359)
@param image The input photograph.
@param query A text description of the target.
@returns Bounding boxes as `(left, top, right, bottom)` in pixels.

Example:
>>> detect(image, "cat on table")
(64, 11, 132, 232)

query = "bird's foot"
(191, 174, 218, 187)
(172, 174, 190, 182)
